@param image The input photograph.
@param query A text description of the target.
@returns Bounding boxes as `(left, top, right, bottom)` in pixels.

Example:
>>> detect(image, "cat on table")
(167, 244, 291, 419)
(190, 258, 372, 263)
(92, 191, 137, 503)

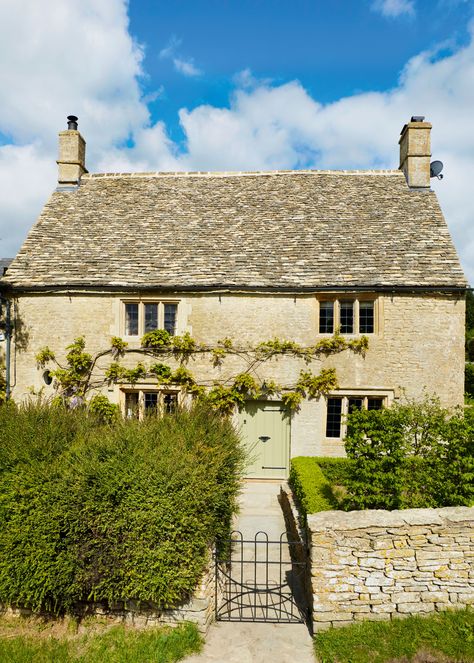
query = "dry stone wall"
(308, 507, 474, 630)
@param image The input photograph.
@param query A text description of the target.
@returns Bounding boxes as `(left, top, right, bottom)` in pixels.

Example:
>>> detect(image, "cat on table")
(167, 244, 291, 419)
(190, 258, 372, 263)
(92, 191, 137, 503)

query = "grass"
(314, 609, 474, 663)
(0, 618, 202, 663)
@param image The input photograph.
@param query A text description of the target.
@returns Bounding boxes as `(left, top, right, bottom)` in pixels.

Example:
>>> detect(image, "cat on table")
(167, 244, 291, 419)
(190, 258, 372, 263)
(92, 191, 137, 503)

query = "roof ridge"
(82, 169, 402, 180)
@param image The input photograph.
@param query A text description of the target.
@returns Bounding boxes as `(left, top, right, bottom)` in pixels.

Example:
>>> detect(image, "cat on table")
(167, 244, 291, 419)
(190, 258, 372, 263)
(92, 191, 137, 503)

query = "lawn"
(0, 617, 202, 663)
(314, 609, 474, 663)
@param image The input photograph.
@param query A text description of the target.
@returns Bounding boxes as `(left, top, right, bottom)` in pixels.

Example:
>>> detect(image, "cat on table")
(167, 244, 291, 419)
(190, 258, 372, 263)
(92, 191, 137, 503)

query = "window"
(123, 390, 179, 419)
(325, 394, 386, 438)
(318, 298, 376, 335)
(123, 301, 178, 336)
(359, 301, 374, 334)
(340, 301, 354, 334)
(319, 301, 334, 333)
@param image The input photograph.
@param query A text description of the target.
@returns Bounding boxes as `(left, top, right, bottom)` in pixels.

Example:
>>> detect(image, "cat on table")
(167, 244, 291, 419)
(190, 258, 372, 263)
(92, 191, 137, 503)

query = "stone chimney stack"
(399, 116, 432, 189)
(57, 115, 88, 185)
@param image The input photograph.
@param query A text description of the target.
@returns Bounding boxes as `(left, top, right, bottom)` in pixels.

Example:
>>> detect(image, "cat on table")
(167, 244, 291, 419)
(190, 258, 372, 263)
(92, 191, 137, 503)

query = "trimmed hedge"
(289, 457, 336, 517)
(312, 457, 352, 485)
(0, 402, 245, 614)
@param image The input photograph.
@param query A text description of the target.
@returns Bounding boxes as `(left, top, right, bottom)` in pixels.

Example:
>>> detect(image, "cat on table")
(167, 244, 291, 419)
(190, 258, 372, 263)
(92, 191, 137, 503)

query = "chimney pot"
(399, 117, 432, 189)
(67, 115, 78, 130)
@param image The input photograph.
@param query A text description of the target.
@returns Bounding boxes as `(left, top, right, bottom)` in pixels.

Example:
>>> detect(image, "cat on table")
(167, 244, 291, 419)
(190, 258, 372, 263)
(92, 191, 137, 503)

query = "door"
(238, 401, 290, 479)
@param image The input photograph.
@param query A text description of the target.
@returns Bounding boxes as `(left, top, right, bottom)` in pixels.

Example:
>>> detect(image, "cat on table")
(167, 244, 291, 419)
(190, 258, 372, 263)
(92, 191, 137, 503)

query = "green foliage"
(295, 367, 338, 398)
(314, 608, 474, 663)
(344, 397, 474, 510)
(466, 362, 474, 398)
(467, 289, 474, 362)
(0, 621, 202, 663)
(36, 330, 369, 415)
(289, 457, 336, 518)
(281, 391, 303, 410)
(149, 362, 173, 382)
(313, 457, 352, 485)
(35, 346, 56, 367)
(141, 329, 172, 349)
(172, 332, 197, 360)
(110, 336, 128, 357)
(0, 402, 244, 614)
(205, 385, 243, 414)
(88, 395, 120, 424)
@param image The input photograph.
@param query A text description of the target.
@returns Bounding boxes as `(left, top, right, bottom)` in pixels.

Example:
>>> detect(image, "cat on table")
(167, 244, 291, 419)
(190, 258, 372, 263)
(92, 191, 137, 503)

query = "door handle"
(259, 436, 270, 443)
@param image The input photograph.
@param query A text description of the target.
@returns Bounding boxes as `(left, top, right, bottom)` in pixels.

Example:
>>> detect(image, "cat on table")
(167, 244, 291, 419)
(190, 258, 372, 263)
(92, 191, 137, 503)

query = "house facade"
(1, 117, 467, 477)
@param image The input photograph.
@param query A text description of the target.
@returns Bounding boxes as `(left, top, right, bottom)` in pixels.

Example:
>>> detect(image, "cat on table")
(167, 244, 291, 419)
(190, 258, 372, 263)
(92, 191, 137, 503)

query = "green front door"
(239, 401, 290, 479)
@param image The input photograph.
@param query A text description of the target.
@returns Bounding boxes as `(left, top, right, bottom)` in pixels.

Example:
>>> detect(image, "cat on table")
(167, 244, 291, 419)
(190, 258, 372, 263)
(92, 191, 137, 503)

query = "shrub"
(466, 362, 474, 398)
(0, 402, 245, 614)
(289, 457, 336, 517)
(313, 457, 352, 485)
(344, 397, 474, 510)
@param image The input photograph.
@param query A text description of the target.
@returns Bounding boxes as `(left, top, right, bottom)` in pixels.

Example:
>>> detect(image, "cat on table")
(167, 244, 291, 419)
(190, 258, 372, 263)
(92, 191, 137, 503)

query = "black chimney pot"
(67, 115, 78, 130)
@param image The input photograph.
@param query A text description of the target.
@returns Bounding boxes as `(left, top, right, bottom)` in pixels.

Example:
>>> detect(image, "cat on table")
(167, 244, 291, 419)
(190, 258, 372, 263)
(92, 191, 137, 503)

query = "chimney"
(57, 115, 88, 185)
(399, 116, 432, 189)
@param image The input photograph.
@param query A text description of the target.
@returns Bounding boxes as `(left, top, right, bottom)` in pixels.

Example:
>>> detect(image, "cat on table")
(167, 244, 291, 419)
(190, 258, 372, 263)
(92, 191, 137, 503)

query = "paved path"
(182, 481, 315, 663)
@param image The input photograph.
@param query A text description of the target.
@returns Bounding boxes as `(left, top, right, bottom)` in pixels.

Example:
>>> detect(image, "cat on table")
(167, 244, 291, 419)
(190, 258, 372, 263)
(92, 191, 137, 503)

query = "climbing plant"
(36, 330, 369, 414)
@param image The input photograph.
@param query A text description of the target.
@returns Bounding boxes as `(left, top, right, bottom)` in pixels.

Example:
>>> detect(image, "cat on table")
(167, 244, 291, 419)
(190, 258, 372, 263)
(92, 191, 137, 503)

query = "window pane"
(359, 301, 374, 334)
(163, 392, 178, 413)
(326, 397, 342, 438)
(125, 392, 139, 418)
(164, 304, 177, 335)
(125, 303, 139, 335)
(319, 302, 334, 334)
(348, 397, 363, 413)
(367, 397, 383, 410)
(144, 392, 158, 412)
(340, 301, 354, 334)
(144, 303, 159, 332)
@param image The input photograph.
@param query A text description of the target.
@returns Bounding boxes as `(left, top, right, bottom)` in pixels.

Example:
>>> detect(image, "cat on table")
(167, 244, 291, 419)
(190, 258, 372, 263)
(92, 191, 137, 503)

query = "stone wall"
(308, 507, 474, 631)
(9, 290, 465, 459)
(2, 547, 218, 634)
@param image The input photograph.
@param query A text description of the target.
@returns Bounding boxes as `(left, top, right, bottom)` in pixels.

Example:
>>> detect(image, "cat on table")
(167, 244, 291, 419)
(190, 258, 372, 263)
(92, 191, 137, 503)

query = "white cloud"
(372, 0, 416, 17)
(0, 1, 473, 284)
(159, 35, 202, 77)
(173, 57, 202, 77)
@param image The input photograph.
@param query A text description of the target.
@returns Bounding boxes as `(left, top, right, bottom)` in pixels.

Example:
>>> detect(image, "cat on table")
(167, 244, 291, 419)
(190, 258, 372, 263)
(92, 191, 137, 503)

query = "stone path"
(182, 481, 315, 663)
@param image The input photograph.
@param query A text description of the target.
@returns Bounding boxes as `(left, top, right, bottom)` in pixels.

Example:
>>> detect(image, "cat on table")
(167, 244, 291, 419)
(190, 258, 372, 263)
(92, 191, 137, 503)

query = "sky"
(0, 0, 473, 283)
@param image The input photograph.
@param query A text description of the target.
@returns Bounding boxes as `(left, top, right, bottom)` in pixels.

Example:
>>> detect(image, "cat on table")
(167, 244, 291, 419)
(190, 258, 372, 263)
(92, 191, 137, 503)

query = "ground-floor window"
(124, 389, 179, 419)
(325, 394, 385, 439)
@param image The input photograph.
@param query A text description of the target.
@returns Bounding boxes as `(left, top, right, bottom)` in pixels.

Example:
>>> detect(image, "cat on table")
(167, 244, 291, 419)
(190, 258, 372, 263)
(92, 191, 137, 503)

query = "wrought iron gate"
(215, 531, 308, 623)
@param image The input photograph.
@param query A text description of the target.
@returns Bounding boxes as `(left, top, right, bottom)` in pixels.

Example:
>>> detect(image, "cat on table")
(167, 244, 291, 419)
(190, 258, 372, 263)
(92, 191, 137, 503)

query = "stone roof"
(4, 169, 467, 291)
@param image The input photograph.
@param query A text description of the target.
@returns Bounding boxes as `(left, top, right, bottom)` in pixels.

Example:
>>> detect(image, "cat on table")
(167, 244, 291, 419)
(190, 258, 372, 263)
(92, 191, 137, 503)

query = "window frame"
(122, 388, 180, 419)
(324, 391, 391, 440)
(317, 296, 378, 336)
(122, 299, 179, 338)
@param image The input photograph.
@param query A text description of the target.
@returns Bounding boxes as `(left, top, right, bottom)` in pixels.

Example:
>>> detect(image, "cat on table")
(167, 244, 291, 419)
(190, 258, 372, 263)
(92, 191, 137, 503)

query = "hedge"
(0, 402, 245, 614)
(289, 457, 336, 517)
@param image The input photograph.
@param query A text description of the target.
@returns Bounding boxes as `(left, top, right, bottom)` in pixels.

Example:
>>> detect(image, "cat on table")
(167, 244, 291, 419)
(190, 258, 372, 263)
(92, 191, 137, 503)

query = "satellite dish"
(430, 160, 444, 179)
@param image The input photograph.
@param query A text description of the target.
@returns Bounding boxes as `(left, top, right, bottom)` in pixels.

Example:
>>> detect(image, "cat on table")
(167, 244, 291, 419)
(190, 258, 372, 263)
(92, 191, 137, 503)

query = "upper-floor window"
(318, 298, 375, 335)
(124, 301, 178, 337)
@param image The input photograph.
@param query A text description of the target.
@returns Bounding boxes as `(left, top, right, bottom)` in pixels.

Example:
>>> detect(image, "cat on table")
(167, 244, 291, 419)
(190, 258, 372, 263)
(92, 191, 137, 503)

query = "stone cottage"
(1, 116, 467, 477)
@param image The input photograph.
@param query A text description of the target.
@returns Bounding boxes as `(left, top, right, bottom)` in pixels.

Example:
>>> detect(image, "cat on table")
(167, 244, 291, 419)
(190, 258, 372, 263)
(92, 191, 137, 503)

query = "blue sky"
(0, 0, 473, 282)
(129, 0, 473, 143)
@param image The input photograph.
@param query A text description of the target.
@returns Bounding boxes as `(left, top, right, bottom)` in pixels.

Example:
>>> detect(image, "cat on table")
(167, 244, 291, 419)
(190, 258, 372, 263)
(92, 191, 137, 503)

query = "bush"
(313, 457, 352, 485)
(0, 401, 245, 614)
(466, 362, 474, 398)
(344, 397, 474, 510)
(289, 457, 336, 517)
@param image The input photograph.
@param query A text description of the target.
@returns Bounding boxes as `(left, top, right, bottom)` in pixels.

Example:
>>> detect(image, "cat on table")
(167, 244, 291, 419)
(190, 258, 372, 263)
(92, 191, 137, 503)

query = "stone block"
(397, 602, 433, 613)
(366, 573, 394, 587)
